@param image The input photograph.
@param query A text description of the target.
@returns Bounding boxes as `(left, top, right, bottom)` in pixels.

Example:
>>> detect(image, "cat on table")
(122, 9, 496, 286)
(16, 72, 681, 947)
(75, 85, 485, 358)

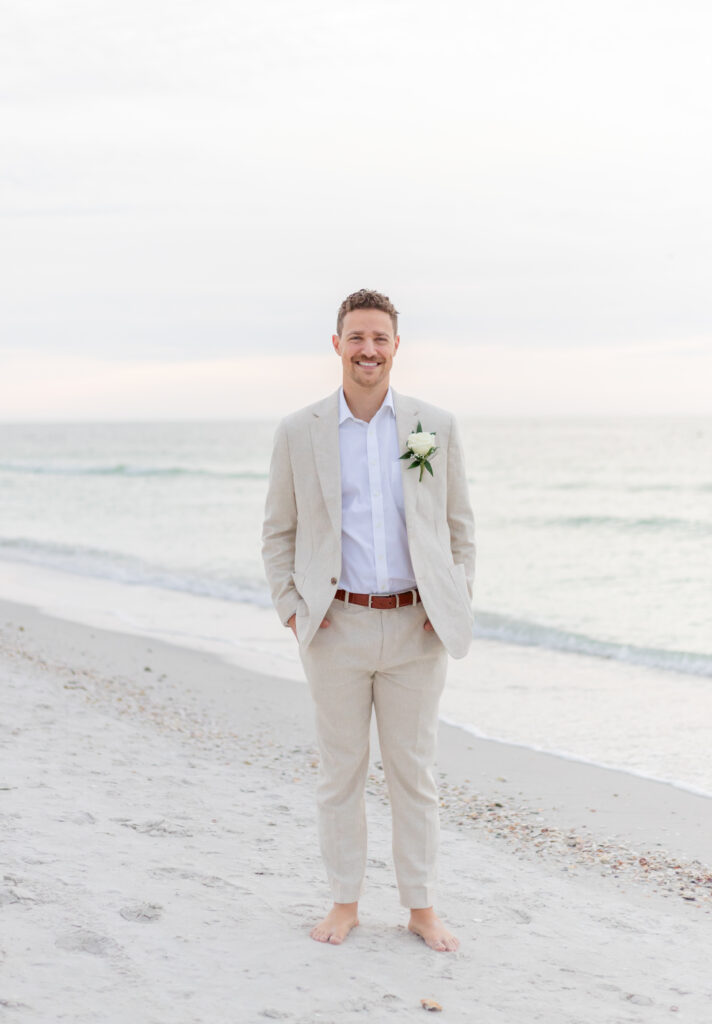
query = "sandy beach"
(1, 597, 711, 1024)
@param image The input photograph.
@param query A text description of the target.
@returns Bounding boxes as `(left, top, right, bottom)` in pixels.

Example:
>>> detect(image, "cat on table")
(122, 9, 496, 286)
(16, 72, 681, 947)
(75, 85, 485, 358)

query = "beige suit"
(262, 387, 475, 907)
(262, 388, 475, 656)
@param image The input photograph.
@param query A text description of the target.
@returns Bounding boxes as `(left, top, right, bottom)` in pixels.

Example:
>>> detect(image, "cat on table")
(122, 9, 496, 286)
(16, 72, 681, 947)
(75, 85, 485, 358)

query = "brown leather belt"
(334, 588, 421, 610)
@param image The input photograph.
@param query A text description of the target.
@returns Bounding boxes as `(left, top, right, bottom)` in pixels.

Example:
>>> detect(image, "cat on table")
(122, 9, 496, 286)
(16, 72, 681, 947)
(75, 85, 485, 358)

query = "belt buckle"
(368, 593, 374, 609)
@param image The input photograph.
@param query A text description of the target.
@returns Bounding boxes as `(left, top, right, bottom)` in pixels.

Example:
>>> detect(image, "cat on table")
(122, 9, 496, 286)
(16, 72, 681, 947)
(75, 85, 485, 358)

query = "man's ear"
(393, 335, 400, 355)
(331, 334, 342, 354)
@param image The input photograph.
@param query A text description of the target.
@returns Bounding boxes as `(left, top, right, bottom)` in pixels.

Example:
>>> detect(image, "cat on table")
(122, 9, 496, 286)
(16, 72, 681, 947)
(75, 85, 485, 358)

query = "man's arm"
(261, 420, 301, 627)
(446, 414, 476, 600)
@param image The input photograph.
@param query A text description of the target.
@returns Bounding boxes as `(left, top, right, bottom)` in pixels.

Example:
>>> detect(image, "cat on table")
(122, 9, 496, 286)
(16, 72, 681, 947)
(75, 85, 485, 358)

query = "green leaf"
(416, 420, 423, 432)
(423, 459, 434, 476)
(408, 460, 420, 470)
(399, 451, 411, 460)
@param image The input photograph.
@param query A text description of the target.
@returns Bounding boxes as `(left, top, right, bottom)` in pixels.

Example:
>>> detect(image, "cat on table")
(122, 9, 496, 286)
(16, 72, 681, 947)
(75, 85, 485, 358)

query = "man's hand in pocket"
(287, 613, 329, 638)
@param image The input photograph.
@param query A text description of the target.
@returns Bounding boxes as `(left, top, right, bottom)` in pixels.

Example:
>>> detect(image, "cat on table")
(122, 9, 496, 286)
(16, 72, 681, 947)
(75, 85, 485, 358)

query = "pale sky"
(2, 0, 711, 418)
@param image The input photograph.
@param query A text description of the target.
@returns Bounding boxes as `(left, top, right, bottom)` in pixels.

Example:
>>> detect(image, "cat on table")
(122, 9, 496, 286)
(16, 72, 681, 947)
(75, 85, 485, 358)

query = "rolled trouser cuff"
(399, 885, 436, 910)
(330, 885, 364, 904)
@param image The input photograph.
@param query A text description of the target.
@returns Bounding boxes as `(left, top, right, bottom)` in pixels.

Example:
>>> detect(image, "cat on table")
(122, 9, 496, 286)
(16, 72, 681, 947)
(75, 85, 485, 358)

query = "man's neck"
(341, 381, 390, 423)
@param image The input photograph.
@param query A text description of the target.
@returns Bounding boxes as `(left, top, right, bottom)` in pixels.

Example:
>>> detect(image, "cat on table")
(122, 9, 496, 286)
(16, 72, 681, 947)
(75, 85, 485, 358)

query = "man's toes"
(328, 933, 343, 944)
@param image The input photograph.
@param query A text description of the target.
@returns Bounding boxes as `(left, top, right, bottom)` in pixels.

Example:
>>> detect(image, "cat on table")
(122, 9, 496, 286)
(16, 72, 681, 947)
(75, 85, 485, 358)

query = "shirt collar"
(338, 386, 395, 425)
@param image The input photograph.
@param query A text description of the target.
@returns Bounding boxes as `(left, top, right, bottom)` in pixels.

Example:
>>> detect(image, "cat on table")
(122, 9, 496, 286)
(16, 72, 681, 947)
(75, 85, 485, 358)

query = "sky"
(2, 0, 711, 418)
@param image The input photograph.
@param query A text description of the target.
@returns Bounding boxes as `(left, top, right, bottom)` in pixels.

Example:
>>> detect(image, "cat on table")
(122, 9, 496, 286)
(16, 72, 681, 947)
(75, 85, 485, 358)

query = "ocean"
(1, 417, 711, 795)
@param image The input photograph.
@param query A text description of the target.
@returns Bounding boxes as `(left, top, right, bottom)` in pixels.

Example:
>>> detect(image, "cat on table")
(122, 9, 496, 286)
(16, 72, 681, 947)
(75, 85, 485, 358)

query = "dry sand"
(1, 598, 710, 1023)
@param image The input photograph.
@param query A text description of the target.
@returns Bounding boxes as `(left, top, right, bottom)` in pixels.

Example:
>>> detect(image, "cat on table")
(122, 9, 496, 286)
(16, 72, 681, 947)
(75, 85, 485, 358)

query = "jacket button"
(330, 577, 337, 585)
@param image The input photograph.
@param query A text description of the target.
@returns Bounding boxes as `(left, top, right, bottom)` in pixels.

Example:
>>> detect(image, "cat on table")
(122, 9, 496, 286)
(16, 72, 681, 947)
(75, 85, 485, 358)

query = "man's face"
(332, 308, 400, 391)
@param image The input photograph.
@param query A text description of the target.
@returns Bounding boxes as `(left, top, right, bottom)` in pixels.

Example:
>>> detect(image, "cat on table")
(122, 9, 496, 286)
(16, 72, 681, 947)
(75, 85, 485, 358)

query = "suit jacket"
(261, 387, 475, 659)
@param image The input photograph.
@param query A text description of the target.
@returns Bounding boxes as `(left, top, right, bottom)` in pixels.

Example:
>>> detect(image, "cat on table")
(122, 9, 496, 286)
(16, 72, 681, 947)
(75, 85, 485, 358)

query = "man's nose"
(360, 338, 377, 357)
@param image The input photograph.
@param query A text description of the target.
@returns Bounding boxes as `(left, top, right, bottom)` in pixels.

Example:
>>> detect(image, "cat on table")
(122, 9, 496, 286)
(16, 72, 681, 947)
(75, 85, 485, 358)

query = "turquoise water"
(1, 417, 710, 673)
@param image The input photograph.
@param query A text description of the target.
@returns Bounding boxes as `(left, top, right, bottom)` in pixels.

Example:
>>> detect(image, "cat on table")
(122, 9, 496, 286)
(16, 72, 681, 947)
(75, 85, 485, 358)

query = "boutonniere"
(400, 421, 438, 482)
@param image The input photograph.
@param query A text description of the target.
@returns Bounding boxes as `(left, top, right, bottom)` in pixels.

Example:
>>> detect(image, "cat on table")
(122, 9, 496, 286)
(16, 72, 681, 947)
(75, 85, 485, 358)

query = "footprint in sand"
(69, 810, 96, 825)
(121, 819, 193, 837)
(1, 883, 39, 905)
(119, 903, 163, 922)
(55, 929, 121, 956)
(624, 993, 655, 1006)
(511, 907, 532, 924)
(148, 866, 251, 892)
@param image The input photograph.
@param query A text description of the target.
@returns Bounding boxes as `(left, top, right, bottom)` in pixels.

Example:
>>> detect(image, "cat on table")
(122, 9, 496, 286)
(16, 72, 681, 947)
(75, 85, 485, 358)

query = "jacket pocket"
(291, 570, 309, 639)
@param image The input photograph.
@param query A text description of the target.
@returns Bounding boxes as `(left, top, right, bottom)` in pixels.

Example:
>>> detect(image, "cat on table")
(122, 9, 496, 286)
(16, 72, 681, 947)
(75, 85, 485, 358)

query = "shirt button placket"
(367, 416, 388, 593)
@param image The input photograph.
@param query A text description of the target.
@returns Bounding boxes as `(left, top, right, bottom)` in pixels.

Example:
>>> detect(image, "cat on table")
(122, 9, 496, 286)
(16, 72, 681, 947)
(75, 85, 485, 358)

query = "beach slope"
(1, 600, 710, 1023)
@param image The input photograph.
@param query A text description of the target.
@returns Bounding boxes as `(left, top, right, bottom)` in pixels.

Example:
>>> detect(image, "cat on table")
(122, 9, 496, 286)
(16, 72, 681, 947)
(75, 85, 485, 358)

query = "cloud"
(1, 0, 711, 392)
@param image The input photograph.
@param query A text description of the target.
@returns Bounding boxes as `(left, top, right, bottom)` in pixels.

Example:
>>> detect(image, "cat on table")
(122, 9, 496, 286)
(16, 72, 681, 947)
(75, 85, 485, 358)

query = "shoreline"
(2, 596, 711, 1023)
(442, 713, 712, 801)
(2, 595, 711, 878)
(2, 557, 711, 801)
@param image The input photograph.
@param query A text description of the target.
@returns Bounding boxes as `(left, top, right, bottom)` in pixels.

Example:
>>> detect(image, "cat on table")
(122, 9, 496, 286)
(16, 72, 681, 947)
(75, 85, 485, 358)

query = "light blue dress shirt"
(337, 386, 417, 595)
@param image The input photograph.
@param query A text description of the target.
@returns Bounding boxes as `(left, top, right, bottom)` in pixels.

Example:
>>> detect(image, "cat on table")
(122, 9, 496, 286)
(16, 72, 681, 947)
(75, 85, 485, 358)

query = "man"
(262, 289, 475, 951)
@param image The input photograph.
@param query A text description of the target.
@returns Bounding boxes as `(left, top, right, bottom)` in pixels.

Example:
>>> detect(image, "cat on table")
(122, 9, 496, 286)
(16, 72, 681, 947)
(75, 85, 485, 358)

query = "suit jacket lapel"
(310, 389, 342, 539)
(392, 388, 421, 525)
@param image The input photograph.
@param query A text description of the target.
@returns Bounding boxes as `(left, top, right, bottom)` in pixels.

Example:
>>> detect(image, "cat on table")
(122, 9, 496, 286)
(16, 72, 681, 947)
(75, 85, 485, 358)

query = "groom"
(262, 289, 475, 951)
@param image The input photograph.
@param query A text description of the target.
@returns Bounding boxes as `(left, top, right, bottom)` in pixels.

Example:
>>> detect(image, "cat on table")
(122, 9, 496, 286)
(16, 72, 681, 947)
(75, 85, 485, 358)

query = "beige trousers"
(299, 596, 448, 909)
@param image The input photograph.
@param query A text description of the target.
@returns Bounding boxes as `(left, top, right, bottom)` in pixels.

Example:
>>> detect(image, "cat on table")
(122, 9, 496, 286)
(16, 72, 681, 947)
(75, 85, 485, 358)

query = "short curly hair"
(336, 289, 399, 337)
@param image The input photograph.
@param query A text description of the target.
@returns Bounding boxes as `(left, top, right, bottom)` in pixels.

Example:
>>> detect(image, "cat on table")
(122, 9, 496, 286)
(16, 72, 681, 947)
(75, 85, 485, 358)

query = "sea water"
(1, 417, 710, 793)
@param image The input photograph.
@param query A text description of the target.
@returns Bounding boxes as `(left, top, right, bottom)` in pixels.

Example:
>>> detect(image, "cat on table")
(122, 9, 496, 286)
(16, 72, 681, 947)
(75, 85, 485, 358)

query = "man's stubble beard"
(349, 362, 390, 390)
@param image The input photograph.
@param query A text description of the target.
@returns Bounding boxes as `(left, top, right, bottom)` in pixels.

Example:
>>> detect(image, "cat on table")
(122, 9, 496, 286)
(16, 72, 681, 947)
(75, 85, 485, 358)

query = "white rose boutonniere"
(400, 421, 438, 482)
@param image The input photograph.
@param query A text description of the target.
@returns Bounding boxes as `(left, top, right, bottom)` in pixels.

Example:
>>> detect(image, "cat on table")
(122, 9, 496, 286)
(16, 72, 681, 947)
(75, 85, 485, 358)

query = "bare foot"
(310, 902, 359, 945)
(408, 907, 459, 952)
